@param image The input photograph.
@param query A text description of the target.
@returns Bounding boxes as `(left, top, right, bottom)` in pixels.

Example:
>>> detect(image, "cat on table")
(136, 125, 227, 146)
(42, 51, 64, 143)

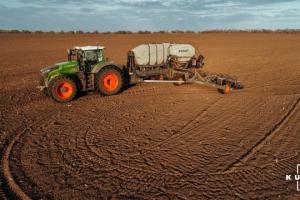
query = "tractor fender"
(92, 62, 124, 74)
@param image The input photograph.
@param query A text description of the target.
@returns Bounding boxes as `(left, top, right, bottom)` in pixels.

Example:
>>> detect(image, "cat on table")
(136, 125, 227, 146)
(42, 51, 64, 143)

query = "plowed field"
(1, 33, 300, 199)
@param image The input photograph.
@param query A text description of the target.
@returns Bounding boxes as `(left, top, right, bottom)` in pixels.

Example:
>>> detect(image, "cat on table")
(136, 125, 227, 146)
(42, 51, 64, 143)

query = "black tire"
(235, 82, 244, 89)
(96, 66, 124, 96)
(122, 67, 131, 89)
(49, 76, 78, 103)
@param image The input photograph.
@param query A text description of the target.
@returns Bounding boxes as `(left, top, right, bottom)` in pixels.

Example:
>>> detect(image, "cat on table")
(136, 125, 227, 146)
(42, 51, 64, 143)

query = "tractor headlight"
(39, 65, 58, 88)
(40, 65, 58, 74)
(41, 68, 51, 74)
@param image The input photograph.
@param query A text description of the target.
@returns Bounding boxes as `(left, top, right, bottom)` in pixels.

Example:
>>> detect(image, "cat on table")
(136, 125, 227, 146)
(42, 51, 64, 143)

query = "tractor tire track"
(133, 95, 286, 175)
(80, 92, 202, 193)
(145, 97, 222, 150)
(0, 88, 47, 116)
(4, 91, 299, 199)
(144, 94, 260, 151)
(2, 127, 31, 200)
(67, 98, 177, 197)
(225, 96, 300, 172)
(1, 106, 60, 200)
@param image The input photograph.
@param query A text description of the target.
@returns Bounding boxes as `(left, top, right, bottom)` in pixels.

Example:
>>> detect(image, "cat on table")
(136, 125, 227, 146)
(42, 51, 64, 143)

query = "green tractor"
(39, 46, 125, 102)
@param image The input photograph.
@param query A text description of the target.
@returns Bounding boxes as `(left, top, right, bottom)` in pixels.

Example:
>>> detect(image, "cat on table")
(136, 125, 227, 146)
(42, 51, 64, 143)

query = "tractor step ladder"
(86, 73, 95, 90)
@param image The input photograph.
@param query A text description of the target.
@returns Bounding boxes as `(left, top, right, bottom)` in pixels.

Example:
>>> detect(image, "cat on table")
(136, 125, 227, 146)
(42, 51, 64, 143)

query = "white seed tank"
(131, 43, 196, 66)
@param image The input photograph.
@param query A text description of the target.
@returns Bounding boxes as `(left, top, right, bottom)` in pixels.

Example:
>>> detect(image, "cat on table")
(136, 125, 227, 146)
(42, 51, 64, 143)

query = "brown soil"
(0, 33, 300, 199)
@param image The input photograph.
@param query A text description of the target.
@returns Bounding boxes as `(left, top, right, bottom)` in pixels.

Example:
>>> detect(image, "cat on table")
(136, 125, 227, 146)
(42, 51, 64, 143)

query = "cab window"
(97, 49, 103, 62)
(84, 50, 97, 61)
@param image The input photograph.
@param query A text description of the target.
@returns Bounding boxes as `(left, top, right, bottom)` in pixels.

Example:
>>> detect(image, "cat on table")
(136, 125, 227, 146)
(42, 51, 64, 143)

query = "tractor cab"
(67, 46, 105, 72)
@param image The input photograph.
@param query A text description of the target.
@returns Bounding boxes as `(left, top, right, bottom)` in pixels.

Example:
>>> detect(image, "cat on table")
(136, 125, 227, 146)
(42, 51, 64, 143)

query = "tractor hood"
(40, 65, 58, 74)
(40, 61, 78, 74)
(55, 61, 75, 67)
(39, 61, 79, 89)
(55, 61, 79, 70)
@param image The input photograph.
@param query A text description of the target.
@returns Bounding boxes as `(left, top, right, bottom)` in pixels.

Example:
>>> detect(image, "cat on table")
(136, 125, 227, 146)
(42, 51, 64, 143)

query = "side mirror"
(67, 49, 71, 61)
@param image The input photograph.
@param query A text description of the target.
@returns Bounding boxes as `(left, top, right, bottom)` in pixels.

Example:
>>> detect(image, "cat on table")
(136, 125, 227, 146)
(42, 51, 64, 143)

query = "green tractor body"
(39, 46, 125, 102)
(40, 61, 79, 88)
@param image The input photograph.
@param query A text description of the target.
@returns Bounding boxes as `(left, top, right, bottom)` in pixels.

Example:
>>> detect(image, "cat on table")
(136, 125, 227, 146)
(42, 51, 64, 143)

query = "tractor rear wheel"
(96, 66, 123, 96)
(49, 76, 77, 102)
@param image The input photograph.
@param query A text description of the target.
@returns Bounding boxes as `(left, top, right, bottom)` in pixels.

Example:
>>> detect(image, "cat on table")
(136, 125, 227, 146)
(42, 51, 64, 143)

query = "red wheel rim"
(224, 84, 231, 94)
(103, 73, 119, 92)
(56, 82, 73, 99)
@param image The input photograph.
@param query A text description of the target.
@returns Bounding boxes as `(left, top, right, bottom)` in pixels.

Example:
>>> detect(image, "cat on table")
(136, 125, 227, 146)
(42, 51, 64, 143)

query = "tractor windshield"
(84, 49, 103, 62)
(84, 50, 97, 61)
(67, 48, 103, 63)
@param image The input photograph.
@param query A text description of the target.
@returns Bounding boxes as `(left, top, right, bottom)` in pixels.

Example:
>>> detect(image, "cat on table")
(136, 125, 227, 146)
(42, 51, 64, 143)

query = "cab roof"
(73, 46, 105, 51)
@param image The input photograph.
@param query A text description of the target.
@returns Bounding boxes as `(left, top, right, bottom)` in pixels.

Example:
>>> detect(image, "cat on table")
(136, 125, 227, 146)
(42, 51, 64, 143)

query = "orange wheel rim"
(224, 84, 231, 94)
(56, 82, 73, 99)
(103, 73, 119, 92)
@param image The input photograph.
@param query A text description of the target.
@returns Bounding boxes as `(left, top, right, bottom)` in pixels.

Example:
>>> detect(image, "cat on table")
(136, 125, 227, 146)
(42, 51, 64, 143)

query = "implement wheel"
(96, 66, 123, 96)
(218, 84, 231, 94)
(174, 77, 185, 86)
(49, 76, 77, 102)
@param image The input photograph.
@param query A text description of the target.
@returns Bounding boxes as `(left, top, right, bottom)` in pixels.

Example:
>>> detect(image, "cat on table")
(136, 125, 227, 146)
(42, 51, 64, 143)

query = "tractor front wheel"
(96, 66, 123, 96)
(49, 76, 78, 102)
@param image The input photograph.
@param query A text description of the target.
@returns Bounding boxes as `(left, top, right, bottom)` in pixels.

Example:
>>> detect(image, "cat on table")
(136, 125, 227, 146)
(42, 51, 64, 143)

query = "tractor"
(39, 44, 243, 102)
(39, 46, 125, 102)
